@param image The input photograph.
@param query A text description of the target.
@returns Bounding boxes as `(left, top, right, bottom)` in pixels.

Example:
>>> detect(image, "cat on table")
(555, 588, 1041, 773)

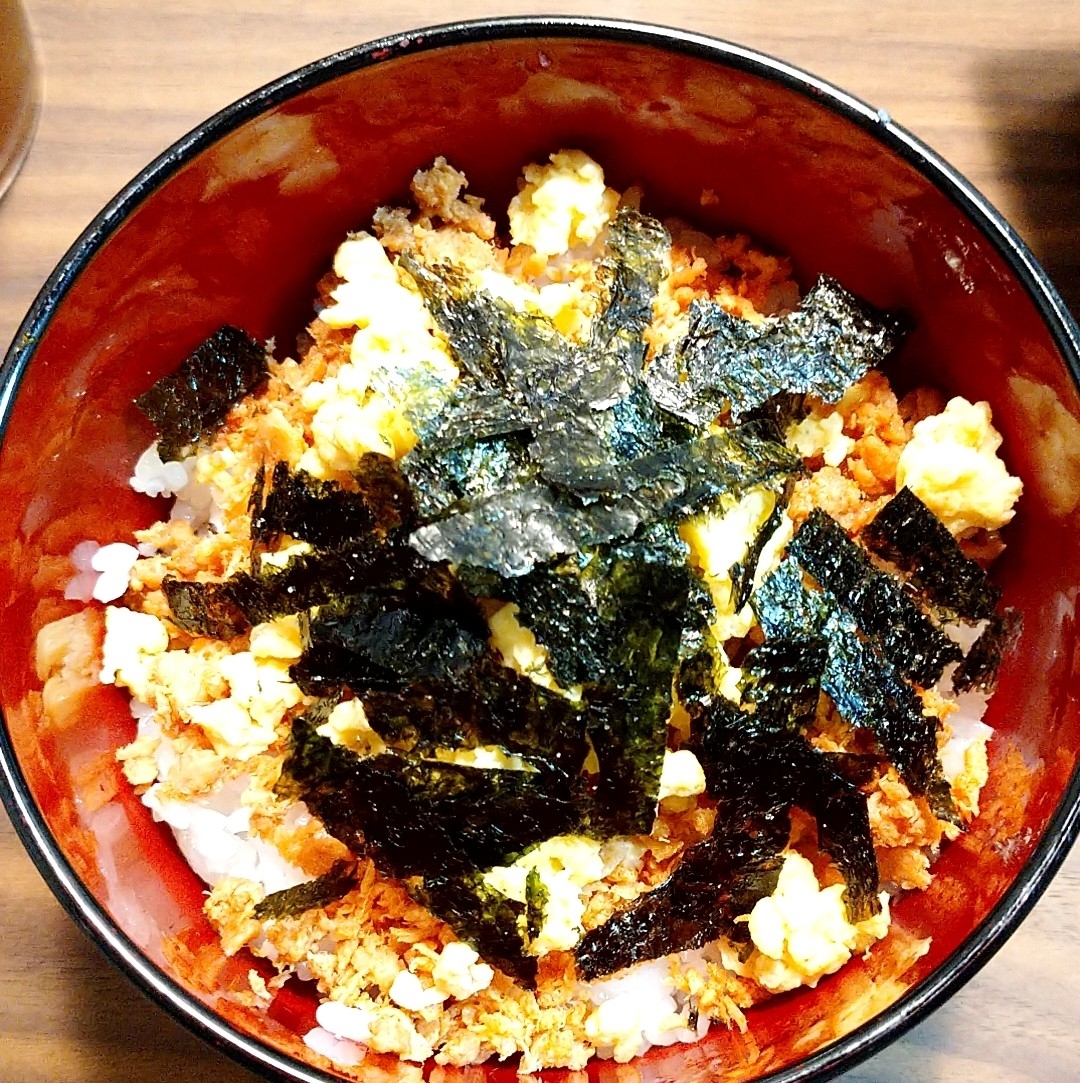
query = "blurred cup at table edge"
(0, 0, 39, 203)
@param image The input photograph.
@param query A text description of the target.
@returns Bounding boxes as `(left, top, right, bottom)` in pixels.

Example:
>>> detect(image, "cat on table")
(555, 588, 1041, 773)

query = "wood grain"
(2, 2, 1080, 1080)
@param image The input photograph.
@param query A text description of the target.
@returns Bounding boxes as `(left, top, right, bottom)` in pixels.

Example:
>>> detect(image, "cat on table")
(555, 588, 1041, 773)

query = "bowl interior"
(2, 24, 1080, 1083)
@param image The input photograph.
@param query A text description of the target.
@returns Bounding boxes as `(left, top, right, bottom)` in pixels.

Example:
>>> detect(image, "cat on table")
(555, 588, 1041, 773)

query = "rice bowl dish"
(31, 146, 1027, 1076)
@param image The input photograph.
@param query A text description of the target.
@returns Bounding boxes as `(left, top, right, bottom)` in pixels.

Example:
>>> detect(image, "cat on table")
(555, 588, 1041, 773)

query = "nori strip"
(135, 325, 267, 460)
(283, 716, 584, 874)
(527, 385, 665, 493)
(232, 541, 454, 626)
(698, 704, 879, 924)
(162, 576, 249, 639)
(250, 462, 378, 550)
(358, 652, 590, 779)
(952, 608, 1022, 693)
(419, 872, 536, 984)
(280, 714, 575, 983)
(644, 276, 907, 426)
(752, 558, 955, 821)
(739, 635, 828, 733)
(253, 859, 359, 920)
(408, 424, 800, 577)
(788, 509, 962, 688)
(574, 827, 783, 979)
(729, 494, 789, 614)
(861, 487, 1001, 621)
(524, 866, 548, 946)
(291, 584, 491, 697)
(402, 433, 535, 521)
(399, 253, 563, 396)
(348, 452, 417, 535)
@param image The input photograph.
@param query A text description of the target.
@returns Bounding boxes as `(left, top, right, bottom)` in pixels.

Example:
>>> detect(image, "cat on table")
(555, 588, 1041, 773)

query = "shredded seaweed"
(358, 652, 590, 779)
(161, 576, 249, 639)
(952, 608, 1022, 694)
(739, 635, 828, 733)
(729, 493, 789, 614)
(644, 276, 907, 426)
(279, 713, 582, 982)
(135, 325, 267, 460)
(408, 424, 800, 577)
(250, 462, 378, 551)
(752, 558, 955, 821)
(788, 509, 962, 688)
(253, 859, 360, 920)
(291, 582, 491, 697)
(860, 487, 1001, 621)
(524, 866, 549, 947)
(402, 433, 535, 521)
(574, 827, 782, 979)
(419, 873, 536, 985)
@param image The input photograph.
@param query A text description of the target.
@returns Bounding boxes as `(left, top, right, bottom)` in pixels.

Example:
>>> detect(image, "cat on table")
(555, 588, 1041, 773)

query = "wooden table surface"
(3, 2, 1080, 1080)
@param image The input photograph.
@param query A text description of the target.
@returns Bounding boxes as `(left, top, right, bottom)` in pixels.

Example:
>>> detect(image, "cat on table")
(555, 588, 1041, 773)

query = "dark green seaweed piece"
(407, 482, 634, 577)
(729, 494, 789, 614)
(589, 208, 671, 382)
(135, 325, 267, 460)
(752, 558, 955, 820)
(291, 584, 491, 697)
(788, 509, 962, 688)
(284, 717, 584, 874)
(349, 452, 417, 534)
(402, 433, 535, 521)
(357, 648, 590, 779)
(860, 487, 1001, 621)
(400, 254, 563, 396)
(574, 807, 790, 979)
(162, 576, 249, 639)
(524, 866, 548, 947)
(419, 873, 536, 984)
(408, 424, 800, 577)
(952, 608, 1022, 694)
(694, 692, 879, 923)
(527, 385, 666, 493)
(644, 276, 907, 426)
(740, 635, 828, 733)
(231, 541, 452, 626)
(253, 859, 360, 921)
(280, 714, 572, 983)
(250, 462, 378, 550)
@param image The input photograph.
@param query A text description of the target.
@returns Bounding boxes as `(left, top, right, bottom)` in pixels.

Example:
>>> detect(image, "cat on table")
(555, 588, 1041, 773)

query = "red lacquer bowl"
(2, 16, 1080, 1083)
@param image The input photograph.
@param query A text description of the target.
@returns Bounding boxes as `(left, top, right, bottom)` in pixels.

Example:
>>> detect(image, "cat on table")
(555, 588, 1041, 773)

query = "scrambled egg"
(657, 749, 707, 800)
(99, 606, 170, 699)
(315, 697, 388, 757)
(484, 835, 606, 954)
(487, 602, 562, 692)
(727, 851, 890, 994)
(681, 486, 793, 642)
(896, 396, 1023, 535)
(298, 232, 458, 478)
(475, 269, 591, 339)
(508, 149, 620, 258)
(787, 410, 856, 467)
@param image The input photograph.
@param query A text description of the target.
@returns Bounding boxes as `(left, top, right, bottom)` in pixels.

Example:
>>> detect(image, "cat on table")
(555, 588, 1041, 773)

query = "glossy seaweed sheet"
(788, 509, 962, 688)
(575, 645, 881, 981)
(752, 557, 955, 821)
(644, 277, 907, 426)
(135, 325, 268, 460)
(860, 487, 1001, 621)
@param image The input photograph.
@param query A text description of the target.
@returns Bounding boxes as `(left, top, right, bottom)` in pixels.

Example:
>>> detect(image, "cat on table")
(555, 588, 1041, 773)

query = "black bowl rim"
(2, 14, 1080, 1083)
